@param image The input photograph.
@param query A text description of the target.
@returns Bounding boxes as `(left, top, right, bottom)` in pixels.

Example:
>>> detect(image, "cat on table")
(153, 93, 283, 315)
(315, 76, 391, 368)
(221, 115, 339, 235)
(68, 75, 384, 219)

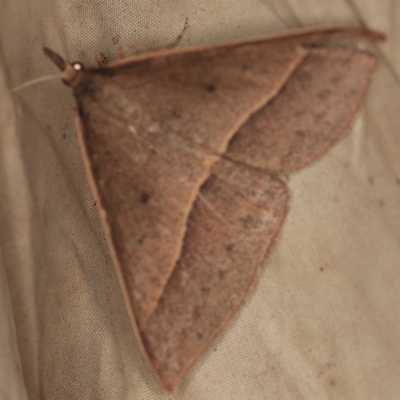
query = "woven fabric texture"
(1, 0, 400, 399)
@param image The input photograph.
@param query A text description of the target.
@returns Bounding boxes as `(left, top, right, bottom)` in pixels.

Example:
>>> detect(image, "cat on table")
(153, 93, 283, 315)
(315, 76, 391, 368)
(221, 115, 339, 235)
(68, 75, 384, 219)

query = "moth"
(43, 25, 384, 392)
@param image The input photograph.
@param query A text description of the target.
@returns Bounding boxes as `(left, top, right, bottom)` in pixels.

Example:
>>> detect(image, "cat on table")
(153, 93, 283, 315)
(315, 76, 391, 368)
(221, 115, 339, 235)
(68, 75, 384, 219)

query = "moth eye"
(72, 62, 84, 71)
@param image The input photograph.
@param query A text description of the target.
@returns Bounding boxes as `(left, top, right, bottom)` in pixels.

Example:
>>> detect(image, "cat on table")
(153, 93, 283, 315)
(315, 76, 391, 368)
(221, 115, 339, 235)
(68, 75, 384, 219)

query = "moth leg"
(161, 17, 189, 50)
(118, 18, 189, 59)
(95, 52, 108, 67)
(118, 45, 161, 59)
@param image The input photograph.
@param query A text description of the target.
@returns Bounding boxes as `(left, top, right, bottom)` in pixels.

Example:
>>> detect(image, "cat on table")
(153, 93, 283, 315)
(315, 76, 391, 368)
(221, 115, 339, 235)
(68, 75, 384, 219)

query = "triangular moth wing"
(227, 48, 378, 173)
(75, 41, 307, 331)
(139, 46, 379, 392)
(142, 159, 289, 391)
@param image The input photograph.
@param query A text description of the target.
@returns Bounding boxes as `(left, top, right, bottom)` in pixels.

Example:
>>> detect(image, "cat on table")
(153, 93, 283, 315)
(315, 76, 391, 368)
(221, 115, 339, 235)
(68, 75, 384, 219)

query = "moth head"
(43, 47, 84, 89)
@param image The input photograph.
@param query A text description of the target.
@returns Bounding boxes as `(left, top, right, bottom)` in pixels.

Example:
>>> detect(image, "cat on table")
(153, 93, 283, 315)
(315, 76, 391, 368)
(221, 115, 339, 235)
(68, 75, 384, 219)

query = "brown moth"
(44, 26, 384, 392)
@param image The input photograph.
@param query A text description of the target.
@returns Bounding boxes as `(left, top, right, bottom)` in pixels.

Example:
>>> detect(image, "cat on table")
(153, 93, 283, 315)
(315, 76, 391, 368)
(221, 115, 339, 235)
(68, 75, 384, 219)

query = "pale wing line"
(195, 192, 226, 223)
(188, 184, 276, 242)
(94, 103, 283, 252)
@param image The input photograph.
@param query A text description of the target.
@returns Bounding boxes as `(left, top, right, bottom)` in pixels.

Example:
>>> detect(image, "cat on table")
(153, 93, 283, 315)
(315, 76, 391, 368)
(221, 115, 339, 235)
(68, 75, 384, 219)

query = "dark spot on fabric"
(218, 270, 226, 280)
(140, 192, 150, 203)
(295, 130, 305, 137)
(242, 63, 249, 70)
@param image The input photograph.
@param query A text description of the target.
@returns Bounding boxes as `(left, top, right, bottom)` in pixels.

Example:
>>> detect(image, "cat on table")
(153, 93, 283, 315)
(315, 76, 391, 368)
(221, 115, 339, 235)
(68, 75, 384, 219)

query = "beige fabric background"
(1, 0, 400, 399)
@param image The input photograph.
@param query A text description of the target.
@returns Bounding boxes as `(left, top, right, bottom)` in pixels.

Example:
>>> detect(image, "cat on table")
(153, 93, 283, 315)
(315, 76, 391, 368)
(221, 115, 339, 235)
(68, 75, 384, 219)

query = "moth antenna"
(10, 74, 63, 94)
(43, 47, 84, 88)
(43, 47, 66, 71)
(118, 17, 190, 58)
(163, 17, 189, 50)
(10, 3, 76, 94)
